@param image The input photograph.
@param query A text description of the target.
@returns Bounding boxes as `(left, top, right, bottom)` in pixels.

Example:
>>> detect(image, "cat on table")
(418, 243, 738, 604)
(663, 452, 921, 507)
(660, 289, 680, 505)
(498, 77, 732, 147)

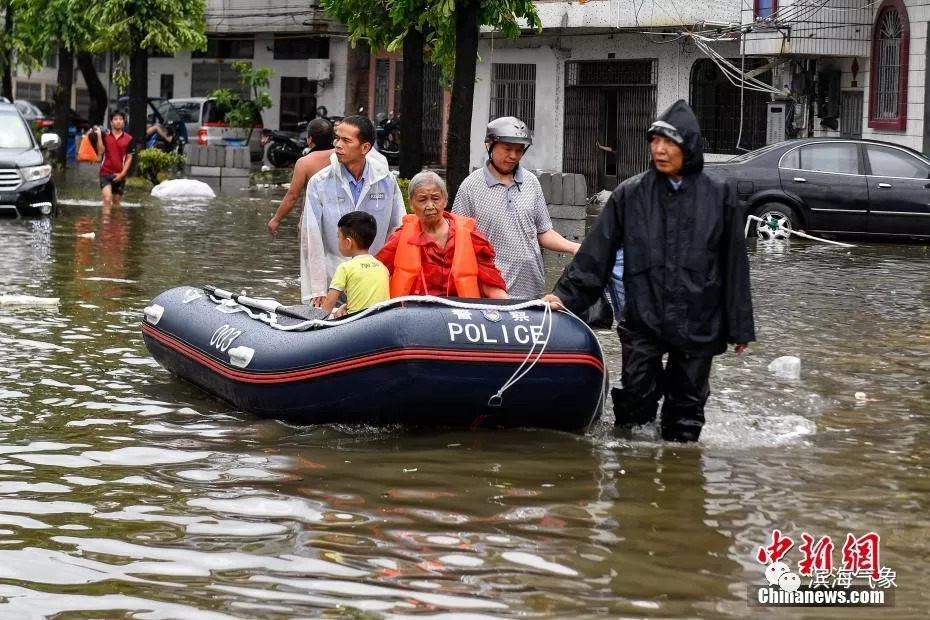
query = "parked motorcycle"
(376, 115, 400, 166)
(263, 121, 309, 169)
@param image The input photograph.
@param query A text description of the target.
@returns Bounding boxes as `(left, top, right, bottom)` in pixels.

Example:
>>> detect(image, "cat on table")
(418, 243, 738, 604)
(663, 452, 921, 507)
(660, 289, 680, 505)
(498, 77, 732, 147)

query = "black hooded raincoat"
(554, 100, 755, 356)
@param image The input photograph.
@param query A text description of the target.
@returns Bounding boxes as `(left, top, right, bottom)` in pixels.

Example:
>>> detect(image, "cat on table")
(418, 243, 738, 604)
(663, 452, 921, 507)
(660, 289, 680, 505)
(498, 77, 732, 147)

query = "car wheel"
(753, 204, 798, 241)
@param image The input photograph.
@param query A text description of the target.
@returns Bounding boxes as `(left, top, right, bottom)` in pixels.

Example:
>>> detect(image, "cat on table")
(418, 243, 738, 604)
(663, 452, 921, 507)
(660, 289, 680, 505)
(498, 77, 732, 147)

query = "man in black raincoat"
(543, 100, 755, 442)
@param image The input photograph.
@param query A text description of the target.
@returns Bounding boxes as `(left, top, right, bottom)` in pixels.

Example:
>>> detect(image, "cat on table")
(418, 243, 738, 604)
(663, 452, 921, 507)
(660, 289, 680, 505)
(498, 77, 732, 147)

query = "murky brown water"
(0, 181, 928, 618)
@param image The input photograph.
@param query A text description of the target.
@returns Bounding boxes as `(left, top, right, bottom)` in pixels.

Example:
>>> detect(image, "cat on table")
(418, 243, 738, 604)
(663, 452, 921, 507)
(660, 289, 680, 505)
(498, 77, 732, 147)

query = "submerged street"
(0, 185, 928, 616)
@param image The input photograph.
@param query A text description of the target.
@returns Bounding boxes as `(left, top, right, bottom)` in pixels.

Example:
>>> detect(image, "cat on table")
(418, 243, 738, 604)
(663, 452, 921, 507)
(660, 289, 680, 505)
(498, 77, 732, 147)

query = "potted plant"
(209, 60, 272, 146)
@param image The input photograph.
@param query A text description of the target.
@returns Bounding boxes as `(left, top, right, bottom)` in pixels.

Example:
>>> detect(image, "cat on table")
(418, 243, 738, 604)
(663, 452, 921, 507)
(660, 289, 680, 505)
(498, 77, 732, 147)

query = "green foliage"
(395, 176, 412, 213)
(87, 0, 206, 90)
(321, 0, 541, 83)
(209, 61, 273, 143)
(136, 149, 185, 185)
(87, 0, 206, 56)
(11, 0, 98, 71)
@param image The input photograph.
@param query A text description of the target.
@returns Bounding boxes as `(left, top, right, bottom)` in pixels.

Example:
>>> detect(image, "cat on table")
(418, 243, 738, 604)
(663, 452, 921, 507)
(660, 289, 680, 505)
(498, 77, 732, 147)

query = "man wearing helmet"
(543, 100, 755, 443)
(451, 116, 580, 299)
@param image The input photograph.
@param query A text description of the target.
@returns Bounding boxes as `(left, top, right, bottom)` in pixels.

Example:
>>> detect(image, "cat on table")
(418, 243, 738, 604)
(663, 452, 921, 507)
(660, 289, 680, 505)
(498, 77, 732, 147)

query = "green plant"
(210, 60, 272, 144)
(396, 176, 412, 213)
(136, 149, 185, 185)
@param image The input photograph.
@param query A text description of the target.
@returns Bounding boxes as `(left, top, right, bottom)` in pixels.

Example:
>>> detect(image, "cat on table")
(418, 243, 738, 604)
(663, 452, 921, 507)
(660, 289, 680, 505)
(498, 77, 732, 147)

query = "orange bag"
(77, 132, 99, 163)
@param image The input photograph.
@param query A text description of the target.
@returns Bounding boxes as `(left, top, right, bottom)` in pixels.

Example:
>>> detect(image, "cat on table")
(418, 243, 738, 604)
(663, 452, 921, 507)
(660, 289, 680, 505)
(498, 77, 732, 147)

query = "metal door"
(778, 142, 869, 232)
(563, 60, 656, 193)
(422, 64, 443, 165)
(864, 143, 930, 236)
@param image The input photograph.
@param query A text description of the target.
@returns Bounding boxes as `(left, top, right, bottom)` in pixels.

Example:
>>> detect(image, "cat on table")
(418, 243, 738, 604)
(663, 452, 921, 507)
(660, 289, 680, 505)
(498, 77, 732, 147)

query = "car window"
(155, 101, 181, 124)
(173, 102, 201, 123)
(0, 111, 35, 148)
(797, 143, 859, 174)
(780, 148, 800, 169)
(866, 146, 930, 179)
(729, 142, 785, 163)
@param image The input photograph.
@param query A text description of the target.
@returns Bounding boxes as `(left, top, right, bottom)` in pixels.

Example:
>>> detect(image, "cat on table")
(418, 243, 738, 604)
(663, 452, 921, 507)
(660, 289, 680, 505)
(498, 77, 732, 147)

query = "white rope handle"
(746, 214, 855, 247)
(487, 302, 553, 408)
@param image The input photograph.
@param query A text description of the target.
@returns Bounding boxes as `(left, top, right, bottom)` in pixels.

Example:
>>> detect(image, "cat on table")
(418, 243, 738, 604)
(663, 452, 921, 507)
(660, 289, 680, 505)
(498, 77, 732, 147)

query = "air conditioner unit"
(766, 101, 787, 145)
(307, 59, 332, 82)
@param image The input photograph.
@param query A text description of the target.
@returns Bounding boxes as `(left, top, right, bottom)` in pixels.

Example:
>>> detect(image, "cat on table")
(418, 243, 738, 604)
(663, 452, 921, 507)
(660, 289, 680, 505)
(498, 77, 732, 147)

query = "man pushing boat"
(544, 100, 756, 443)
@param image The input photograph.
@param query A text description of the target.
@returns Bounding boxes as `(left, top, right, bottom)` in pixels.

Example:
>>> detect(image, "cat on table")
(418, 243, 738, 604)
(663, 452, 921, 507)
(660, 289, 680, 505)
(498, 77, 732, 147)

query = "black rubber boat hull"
(141, 286, 605, 430)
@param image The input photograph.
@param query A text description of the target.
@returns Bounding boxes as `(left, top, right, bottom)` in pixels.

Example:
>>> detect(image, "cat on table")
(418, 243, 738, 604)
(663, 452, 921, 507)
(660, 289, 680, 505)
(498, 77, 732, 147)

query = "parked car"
(13, 100, 90, 133)
(0, 102, 60, 218)
(708, 138, 930, 241)
(169, 97, 266, 162)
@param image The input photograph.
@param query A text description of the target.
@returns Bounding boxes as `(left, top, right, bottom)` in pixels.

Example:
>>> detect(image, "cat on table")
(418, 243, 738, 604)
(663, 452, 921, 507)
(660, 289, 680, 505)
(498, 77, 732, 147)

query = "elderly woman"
(376, 171, 508, 298)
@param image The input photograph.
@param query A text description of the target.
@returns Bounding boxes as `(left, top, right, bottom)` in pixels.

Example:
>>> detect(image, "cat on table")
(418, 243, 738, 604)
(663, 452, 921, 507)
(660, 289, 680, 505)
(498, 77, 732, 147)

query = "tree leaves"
(321, 0, 540, 83)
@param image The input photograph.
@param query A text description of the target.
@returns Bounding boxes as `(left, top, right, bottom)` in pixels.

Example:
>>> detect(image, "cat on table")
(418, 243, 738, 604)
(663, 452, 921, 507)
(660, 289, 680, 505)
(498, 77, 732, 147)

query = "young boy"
(320, 212, 390, 317)
(92, 110, 134, 209)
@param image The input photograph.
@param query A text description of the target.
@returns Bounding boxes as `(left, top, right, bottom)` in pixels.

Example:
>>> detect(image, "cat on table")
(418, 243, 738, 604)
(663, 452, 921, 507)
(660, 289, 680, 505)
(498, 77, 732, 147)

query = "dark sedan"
(708, 138, 930, 241)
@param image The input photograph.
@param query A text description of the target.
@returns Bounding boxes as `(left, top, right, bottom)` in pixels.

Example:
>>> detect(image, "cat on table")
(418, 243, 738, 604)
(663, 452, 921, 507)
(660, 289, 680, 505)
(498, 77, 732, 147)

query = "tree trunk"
(399, 26, 424, 180)
(53, 43, 74, 167)
(77, 52, 109, 125)
(128, 47, 148, 155)
(1, 1, 13, 101)
(445, 0, 480, 204)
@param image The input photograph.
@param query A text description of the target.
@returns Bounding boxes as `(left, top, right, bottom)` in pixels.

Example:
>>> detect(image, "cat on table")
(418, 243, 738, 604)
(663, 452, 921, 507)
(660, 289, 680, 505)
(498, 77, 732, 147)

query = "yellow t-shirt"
(329, 254, 390, 314)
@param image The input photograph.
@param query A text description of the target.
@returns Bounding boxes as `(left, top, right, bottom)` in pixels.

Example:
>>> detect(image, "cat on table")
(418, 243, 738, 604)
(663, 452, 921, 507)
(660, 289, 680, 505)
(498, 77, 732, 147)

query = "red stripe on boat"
(141, 322, 604, 384)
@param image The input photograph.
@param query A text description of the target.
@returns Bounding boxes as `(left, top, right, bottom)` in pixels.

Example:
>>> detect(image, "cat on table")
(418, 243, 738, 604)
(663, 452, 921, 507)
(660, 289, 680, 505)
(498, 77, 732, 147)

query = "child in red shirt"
(92, 110, 135, 208)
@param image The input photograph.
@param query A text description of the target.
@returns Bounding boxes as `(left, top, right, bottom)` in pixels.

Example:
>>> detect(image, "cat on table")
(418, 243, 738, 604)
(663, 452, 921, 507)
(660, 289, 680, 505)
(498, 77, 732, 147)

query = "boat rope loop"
(486, 301, 553, 408)
(745, 214, 855, 248)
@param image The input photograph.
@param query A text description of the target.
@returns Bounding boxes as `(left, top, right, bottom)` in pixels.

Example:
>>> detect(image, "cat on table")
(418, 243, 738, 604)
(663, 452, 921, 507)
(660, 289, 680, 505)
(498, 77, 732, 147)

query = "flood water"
(0, 182, 928, 618)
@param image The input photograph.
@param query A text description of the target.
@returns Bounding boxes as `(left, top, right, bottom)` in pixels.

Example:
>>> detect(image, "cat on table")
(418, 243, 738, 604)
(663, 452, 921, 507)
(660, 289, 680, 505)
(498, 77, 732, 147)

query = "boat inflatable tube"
(141, 286, 606, 430)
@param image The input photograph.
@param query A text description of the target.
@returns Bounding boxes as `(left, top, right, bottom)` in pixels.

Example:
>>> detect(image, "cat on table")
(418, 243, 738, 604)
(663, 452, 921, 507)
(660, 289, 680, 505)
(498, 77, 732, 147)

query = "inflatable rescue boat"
(141, 286, 606, 430)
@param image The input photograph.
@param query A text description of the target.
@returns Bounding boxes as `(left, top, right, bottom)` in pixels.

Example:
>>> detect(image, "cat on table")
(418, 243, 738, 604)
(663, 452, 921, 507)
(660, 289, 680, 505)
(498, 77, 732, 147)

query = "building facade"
(12, 1, 350, 132)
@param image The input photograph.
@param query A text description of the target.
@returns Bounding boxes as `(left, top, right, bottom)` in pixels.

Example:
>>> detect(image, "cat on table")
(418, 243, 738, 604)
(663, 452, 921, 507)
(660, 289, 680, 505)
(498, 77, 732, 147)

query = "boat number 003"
(210, 325, 242, 352)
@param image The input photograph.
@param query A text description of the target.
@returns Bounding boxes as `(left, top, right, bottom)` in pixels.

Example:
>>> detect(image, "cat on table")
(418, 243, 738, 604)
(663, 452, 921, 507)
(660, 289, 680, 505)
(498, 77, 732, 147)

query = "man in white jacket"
(301, 115, 406, 305)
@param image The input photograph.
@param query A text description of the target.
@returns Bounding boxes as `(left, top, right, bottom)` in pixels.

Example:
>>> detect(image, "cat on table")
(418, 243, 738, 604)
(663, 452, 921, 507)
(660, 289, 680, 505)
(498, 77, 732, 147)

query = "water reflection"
(0, 196, 929, 615)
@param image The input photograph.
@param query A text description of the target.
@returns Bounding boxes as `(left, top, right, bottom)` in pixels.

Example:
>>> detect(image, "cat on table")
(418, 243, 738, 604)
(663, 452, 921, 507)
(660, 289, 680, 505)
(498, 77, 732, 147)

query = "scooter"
(263, 121, 309, 169)
(377, 116, 400, 166)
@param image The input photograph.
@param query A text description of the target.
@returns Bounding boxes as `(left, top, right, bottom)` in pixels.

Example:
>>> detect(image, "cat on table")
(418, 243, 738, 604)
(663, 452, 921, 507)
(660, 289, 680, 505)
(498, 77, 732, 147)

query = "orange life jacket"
(390, 213, 481, 298)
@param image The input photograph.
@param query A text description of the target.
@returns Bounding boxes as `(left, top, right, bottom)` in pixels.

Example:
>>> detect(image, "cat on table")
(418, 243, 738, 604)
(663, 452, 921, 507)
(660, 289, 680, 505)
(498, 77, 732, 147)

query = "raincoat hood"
(648, 99, 704, 176)
(326, 148, 391, 185)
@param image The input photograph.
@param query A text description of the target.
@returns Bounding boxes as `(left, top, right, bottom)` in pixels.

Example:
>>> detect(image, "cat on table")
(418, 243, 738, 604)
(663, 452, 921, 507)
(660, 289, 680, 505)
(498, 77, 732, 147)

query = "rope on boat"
(745, 214, 855, 248)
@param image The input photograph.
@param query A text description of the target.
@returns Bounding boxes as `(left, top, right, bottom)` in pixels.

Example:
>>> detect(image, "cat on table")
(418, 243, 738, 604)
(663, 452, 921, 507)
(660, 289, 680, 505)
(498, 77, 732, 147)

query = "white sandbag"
(151, 179, 216, 199)
(768, 355, 801, 379)
(0, 294, 60, 306)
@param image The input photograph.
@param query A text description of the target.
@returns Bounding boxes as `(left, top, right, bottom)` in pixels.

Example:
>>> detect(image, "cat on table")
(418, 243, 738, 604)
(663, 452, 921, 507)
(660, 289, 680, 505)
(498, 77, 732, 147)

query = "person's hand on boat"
(734, 343, 748, 355)
(267, 216, 281, 237)
(309, 296, 326, 308)
(542, 294, 565, 311)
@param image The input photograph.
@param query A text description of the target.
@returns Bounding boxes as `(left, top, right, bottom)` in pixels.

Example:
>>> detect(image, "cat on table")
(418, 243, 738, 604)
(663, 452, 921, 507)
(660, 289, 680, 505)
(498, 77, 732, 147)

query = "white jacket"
(300, 151, 405, 302)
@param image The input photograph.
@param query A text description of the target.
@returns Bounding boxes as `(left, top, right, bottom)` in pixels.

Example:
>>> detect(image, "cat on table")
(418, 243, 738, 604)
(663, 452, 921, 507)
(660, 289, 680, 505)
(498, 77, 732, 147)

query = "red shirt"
(100, 131, 135, 176)
(377, 212, 508, 296)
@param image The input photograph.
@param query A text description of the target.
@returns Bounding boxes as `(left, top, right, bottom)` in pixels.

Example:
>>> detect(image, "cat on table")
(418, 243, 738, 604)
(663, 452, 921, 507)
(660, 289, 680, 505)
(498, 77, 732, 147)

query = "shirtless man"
(266, 118, 335, 236)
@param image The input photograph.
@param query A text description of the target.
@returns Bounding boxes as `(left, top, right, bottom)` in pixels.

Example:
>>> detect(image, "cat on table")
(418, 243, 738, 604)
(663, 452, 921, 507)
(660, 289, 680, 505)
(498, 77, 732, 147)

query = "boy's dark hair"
(308, 118, 334, 148)
(338, 211, 377, 249)
(110, 109, 126, 121)
(339, 115, 376, 147)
